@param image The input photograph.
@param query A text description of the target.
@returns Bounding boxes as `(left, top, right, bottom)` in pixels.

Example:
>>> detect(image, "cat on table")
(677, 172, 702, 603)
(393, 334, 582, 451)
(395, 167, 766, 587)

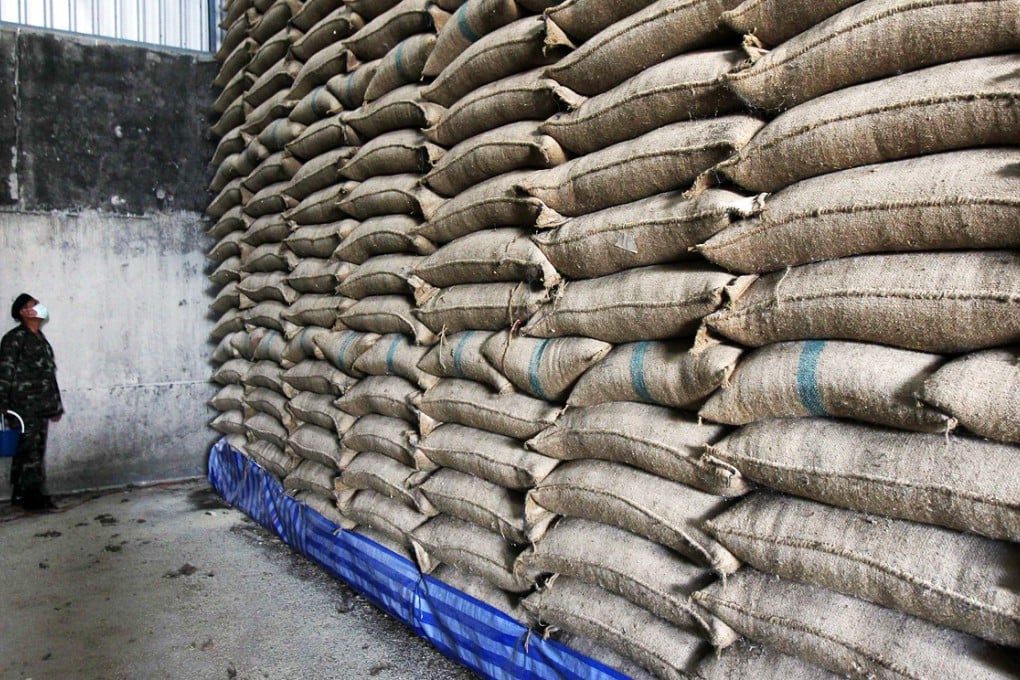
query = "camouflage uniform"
(0, 324, 63, 503)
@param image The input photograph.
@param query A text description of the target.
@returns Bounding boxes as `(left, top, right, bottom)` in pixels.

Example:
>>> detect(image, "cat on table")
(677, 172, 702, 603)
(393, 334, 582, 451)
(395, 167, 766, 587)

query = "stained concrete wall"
(0, 27, 219, 495)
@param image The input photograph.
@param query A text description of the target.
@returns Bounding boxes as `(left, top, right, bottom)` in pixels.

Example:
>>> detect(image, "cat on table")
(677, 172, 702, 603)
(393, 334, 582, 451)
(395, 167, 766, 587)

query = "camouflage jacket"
(0, 324, 63, 417)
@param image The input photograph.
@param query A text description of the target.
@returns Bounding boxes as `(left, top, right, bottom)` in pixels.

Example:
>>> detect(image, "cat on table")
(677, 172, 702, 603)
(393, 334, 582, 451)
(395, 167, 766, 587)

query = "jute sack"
(211, 410, 246, 436)
(480, 331, 610, 402)
(719, 57, 1020, 193)
(724, 0, 1020, 112)
(312, 330, 380, 377)
(424, 69, 564, 147)
(342, 488, 429, 546)
(280, 327, 332, 366)
(294, 490, 347, 527)
(414, 281, 551, 334)
(701, 150, 1020, 273)
(696, 639, 843, 680)
(242, 301, 291, 335)
(544, 0, 743, 97)
(415, 467, 527, 544)
(699, 340, 951, 432)
(351, 333, 438, 389)
(411, 515, 537, 592)
(243, 387, 291, 423)
(554, 632, 658, 680)
(419, 378, 559, 440)
(213, 358, 253, 386)
(248, 0, 302, 43)
(212, 69, 253, 115)
(527, 402, 743, 496)
(210, 97, 245, 139)
(245, 182, 298, 219)
(363, 33, 437, 102)
(430, 564, 526, 623)
(237, 272, 298, 305)
(413, 227, 560, 288)
(421, 16, 569, 108)
(423, 0, 523, 77)
(288, 259, 350, 295)
(703, 250, 1020, 353)
(567, 339, 741, 410)
(212, 126, 247, 168)
(242, 360, 287, 394)
(526, 459, 740, 572)
(288, 86, 342, 126)
(283, 458, 336, 497)
(281, 183, 351, 226)
(517, 116, 763, 217)
(521, 264, 735, 343)
(212, 331, 242, 364)
(248, 28, 301, 79)
(285, 148, 357, 201)
(280, 294, 355, 330)
(342, 0, 447, 61)
(708, 418, 1020, 541)
(335, 375, 420, 422)
(247, 439, 302, 479)
(338, 450, 421, 508)
(207, 205, 248, 241)
(336, 254, 419, 299)
(531, 189, 752, 279)
(414, 423, 560, 489)
(545, 0, 659, 42)
(287, 423, 344, 470)
(514, 0, 560, 10)
(334, 215, 437, 265)
(693, 570, 1019, 680)
(347, 0, 402, 20)
(244, 58, 301, 111)
(424, 121, 569, 197)
(542, 49, 745, 155)
(340, 129, 444, 181)
(342, 84, 444, 139)
(340, 295, 439, 345)
(920, 348, 1020, 445)
(213, 37, 255, 90)
(521, 577, 708, 680)
(215, 10, 251, 60)
(289, 42, 350, 101)
(286, 390, 359, 434)
(720, 0, 858, 46)
(519, 517, 738, 647)
(210, 282, 241, 316)
(256, 115, 306, 153)
(281, 360, 358, 397)
(418, 332, 514, 393)
(210, 384, 246, 412)
(286, 221, 353, 258)
(342, 414, 418, 465)
(338, 174, 431, 220)
(207, 179, 249, 221)
(291, 7, 365, 61)
(292, 0, 363, 33)
(286, 115, 363, 161)
(242, 153, 301, 195)
(326, 60, 380, 111)
(413, 170, 547, 244)
(209, 257, 243, 287)
(707, 493, 1020, 647)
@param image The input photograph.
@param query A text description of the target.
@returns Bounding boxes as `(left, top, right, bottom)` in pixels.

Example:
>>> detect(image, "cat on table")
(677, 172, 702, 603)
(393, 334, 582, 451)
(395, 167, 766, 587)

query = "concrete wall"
(0, 27, 219, 495)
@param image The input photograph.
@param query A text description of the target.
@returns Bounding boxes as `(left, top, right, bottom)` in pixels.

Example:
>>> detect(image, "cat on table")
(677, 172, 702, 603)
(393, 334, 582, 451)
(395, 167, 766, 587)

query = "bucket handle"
(1, 410, 24, 433)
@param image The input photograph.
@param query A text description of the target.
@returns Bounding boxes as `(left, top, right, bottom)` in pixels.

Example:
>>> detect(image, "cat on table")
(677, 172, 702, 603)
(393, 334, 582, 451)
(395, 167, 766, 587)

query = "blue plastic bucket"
(0, 412, 23, 458)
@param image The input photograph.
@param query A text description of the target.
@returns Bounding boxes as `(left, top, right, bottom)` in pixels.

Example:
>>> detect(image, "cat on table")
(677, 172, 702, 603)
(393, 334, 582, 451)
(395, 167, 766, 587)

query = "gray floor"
(0, 481, 477, 680)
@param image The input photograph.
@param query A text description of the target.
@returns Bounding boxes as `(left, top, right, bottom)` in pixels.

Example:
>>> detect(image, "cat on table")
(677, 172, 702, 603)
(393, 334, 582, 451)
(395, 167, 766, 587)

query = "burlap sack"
(719, 58, 1020, 194)
(336, 254, 419, 299)
(242, 300, 291, 334)
(280, 294, 353, 329)
(544, 0, 742, 96)
(363, 33, 437, 102)
(210, 282, 241, 316)
(430, 563, 526, 622)
(342, 84, 444, 139)
(245, 58, 301, 111)
(696, 638, 855, 680)
(215, 11, 252, 61)
(340, 129, 444, 181)
(703, 250, 1020, 353)
(554, 633, 658, 680)
(414, 423, 560, 489)
(341, 295, 439, 345)
(212, 69, 253, 115)
(567, 340, 741, 410)
(244, 412, 290, 449)
(281, 360, 358, 397)
(351, 333, 438, 389)
(243, 360, 287, 394)
(286, 115, 362, 160)
(213, 37, 255, 89)
(532, 189, 751, 279)
(335, 375, 420, 421)
(212, 332, 242, 364)
(207, 179, 249, 220)
(245, 182, 299, 219)
(415, 467, 527, 544)
(413, 170, 547, 244)
(292, 0, 363, 32)
(347, 0, 402, 20)
(287, 423, 344, 469)
(289, 87, 342, 126)
(326, 60, 380, 111)
(288, 259, 350, 295)
(237, 273, 297, 306)
(211, 410, 246, 436)
(419, 378, 559, 439)
(212, 358, 252, 386)
(281, 328, 332, 366)
(243, 387, 291, 423)
(242, 155, 299, 197)
(413, 227, 560, 288)
(291, 7, 364, 60)
(724, 0, 1020, 112)
(693, 570, 1018, 680)
(212, 127, 247, 168)
(517, 116, 763, 217)
(339, 450, 420, 507)
(210, 257, 243, 287)
(425, 121, 569, 197)
(708, 493, 1020, 647)
(720, 0, 858, 46)
(521, 577, 708, 680)
(338, 174, 428, 220)
(210, 384, 246, 412)
(709, 418, 1020, 541)
(414, 281, 551, 334)
(423, 0, 523, 77)
(421, 16, 568, 107)
(411, 515, 537, 592)
(287, 390, 358, 434)
(342, 0, 446, 61)
(700, 340, 951, 432)
(342, 489, 429, 546)
(294, 490, 347, 527)
(342, 414, 418, 466)
(286, 221, 351, 258)
(920, 348, 1020, 445)
(286, 148, 356, 201)
(545, 0, 659, 42)
(335, 215, 437, 265)
(519, 517, 737, 646)
(479, 331, 610, 402)
(425, 69, 563, 147)
(290, 42, 350, 101)
(522, 264, 735, 343)
(241, 214, 291, 250)
(240, 328, 289, 363)
(417, 332, 514, 393)
(247, 439, 302, 479)
(207, 205, 248, 240)
(543, 49, 745, 155)
(527, 402, 744, 496)
(256, 115, 305, 152)
(311, 330, 379, 377)
(248, 0, 303, 43)
(210, 96, 246, 138)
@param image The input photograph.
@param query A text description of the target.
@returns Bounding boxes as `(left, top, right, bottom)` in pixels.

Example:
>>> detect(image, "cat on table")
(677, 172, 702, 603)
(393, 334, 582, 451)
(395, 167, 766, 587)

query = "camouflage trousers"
(10, 416, 48, 500)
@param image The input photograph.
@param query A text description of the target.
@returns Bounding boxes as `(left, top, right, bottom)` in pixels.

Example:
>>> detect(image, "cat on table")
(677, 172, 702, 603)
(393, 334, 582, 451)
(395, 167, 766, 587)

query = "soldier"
(1, 293, 63, 511)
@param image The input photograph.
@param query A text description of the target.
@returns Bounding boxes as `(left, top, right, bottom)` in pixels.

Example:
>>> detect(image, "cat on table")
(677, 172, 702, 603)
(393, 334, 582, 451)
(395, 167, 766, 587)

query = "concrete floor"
(0, 481, 476, 680)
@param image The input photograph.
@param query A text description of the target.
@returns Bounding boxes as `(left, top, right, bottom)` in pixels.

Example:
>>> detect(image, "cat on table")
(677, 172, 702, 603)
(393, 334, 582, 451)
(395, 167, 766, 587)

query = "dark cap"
(11, 293, 34, 321)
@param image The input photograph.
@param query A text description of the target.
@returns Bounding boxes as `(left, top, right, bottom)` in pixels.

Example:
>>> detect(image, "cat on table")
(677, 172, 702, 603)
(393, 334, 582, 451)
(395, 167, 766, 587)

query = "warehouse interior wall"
(0, 26, 219, 494)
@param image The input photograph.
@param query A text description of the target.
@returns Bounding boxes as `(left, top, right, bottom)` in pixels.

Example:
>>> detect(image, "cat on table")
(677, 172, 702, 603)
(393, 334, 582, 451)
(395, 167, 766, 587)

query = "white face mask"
(32, 304, 49, 320)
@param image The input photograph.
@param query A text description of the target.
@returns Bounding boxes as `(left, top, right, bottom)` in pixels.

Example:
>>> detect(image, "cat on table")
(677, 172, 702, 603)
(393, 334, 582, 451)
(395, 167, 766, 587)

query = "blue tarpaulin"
(207, 438, 630, 680)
